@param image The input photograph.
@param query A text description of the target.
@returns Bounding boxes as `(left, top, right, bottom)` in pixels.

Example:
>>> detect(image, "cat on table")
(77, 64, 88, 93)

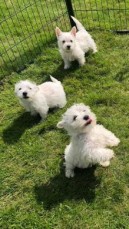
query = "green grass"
(1, 30, 129, 228)
(1, 0, 129, 78)
(1, 0, 129, 228)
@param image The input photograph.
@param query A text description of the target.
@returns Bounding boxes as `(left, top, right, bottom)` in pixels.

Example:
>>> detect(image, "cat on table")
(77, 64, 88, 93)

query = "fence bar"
(64, 0, 75, 27)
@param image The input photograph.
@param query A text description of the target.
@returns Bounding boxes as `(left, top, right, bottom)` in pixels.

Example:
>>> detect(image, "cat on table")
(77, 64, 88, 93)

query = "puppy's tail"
(71, 16, 86, 31)
(50, 75, 61, 85)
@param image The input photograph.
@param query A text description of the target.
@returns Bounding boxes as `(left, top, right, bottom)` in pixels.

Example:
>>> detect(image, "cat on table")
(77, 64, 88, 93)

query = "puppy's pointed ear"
(57, 120, 65, 129)
(70, 26, 76, 36)
(55, 27, 62, 37)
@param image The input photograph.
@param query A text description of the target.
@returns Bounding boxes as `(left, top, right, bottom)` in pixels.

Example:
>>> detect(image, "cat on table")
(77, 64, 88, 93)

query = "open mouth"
(66, 49, 71, 52)
(23, 95, 29, 99)
(85, 119, 92, 126)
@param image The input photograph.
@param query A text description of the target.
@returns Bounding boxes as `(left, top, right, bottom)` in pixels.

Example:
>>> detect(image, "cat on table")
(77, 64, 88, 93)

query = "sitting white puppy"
(57, 104, 120, 178)
(55, 16, 97, 69)
(15, 76, 67, 119)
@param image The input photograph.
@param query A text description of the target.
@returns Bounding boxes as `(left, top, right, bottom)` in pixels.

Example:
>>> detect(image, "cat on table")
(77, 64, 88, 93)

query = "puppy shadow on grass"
(50, 61, 81, 81)
(34, 162, 101, 210)
(2, 112, 41, 144)
(37, 108, 61, 135)
(49, 52, 94, 82)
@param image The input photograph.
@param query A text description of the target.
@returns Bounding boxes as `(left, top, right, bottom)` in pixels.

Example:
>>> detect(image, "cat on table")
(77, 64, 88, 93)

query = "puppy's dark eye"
(83, 110, 86, 112)
(19, 88, 21, 90)
(29, 87, 32, 90)
(62, 40, 65, 43)
(73, 115, 77, 121)
(70, 40, 73, 43)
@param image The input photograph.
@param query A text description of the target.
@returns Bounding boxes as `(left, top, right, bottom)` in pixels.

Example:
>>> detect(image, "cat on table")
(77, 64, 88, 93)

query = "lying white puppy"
(55, 16, 97, 69)
(57, 104, 120, 178)
(15, 76, 67, 119)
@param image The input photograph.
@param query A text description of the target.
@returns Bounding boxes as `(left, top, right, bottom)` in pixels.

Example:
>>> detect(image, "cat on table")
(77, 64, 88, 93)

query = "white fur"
(55, 16, 97, 69)
(57, 104, 120, 178)
(15, 76, 67, 119)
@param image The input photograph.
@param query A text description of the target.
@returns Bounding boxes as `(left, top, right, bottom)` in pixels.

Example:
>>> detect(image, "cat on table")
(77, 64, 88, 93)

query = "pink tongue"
(87, 119, 92, 125)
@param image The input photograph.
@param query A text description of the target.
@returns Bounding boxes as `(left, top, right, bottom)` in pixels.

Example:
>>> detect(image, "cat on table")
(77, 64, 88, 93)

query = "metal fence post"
(64, 0, 75, 27)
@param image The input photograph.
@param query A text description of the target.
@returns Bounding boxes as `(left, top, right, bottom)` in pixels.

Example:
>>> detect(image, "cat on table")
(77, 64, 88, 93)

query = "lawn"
(1, 1, 129, 229)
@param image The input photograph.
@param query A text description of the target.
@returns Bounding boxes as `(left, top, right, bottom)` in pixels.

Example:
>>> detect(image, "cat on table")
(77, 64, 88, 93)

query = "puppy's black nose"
(83, 115, 89, 120)
(23, 92, 27, 97)
(67, 45, 70, 50)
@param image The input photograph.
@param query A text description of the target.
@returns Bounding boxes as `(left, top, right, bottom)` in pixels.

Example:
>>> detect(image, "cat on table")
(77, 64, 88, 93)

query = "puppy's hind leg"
(91, 148, 114, 167)
(98, 149, 114, 167)
(106, 134, 120, 147)
(58, 98, 67, 109)
(78, 56, 85, 66)
(38, 106, 49, 120)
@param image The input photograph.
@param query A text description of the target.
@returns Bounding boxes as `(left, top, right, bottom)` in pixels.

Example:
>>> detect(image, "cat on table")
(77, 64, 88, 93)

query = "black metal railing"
(0, 0, 70, 78)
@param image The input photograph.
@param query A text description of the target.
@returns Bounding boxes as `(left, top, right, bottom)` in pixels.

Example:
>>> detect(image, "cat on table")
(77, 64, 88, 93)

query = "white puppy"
(55, 16, 97, 69)
(57, 104, 120, 178)
(15, 76, 67, 119)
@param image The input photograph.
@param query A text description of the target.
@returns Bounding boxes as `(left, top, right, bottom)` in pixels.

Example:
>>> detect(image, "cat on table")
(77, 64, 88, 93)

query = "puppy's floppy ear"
(55, 27, 62, 37)
(57, 120, 65, 129)
(70, 26, 76, 36)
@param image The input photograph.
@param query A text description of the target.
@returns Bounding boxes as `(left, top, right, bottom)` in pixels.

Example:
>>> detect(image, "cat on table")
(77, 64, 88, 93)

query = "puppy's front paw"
(65, 169, 74, 178)
(93, 49, 98, 54)
(110, 137, 120, 147)
(100, 161, 110, 167)
(108, 149, 114, 159)
(64, 65, 70, 70)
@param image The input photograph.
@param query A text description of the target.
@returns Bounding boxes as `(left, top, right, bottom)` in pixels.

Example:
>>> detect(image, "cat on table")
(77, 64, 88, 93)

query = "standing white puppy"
(55, 16, 97, 69)
(57, 104, 120, 178)
(15, 76, 67, 119)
